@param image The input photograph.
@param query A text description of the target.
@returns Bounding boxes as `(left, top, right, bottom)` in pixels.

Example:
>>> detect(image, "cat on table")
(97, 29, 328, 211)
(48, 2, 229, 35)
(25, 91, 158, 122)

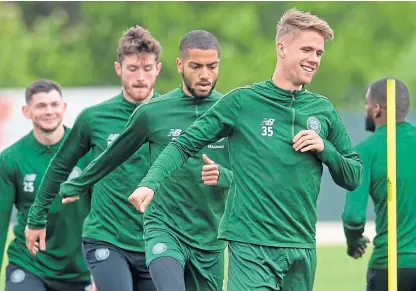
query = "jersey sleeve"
(217, 165, 234, 188)
(59, 103, 151, 198)
(342, 143, 370, 244)
(0, 154, 16, 270)
(27, 110, 93, 229)
(316, 107, 363, 191)
(139, 90, 241, 191)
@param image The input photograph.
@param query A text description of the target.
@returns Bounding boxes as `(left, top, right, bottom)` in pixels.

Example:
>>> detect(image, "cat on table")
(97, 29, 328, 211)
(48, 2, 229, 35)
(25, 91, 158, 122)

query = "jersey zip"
(290, 91, 296, 139)
(195, 99, 199, 120)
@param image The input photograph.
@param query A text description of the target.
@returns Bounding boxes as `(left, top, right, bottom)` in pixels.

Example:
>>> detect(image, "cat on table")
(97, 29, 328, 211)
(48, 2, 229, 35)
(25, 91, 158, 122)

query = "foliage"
(2, 2, 416, 109)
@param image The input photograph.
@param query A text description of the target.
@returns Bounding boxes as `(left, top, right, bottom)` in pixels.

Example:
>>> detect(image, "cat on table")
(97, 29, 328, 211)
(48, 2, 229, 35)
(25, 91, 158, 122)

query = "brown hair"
(117, 25, 162, 63)
(276, 8, 334, 42)
(25, 79, 62, 103)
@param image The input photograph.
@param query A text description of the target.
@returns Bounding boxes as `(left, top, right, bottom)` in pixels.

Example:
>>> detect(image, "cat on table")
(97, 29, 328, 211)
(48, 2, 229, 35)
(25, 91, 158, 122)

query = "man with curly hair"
(25, 26, 162, 291)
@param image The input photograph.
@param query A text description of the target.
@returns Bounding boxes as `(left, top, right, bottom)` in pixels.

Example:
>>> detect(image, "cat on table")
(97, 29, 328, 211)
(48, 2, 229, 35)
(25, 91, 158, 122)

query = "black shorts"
(367, 268, 416, 291)
(82, 238, 156, 291)
(5, 263, 91, 291)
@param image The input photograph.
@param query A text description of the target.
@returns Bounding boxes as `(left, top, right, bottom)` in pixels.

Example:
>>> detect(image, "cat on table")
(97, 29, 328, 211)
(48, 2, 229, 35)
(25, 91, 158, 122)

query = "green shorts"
(145, 228, 225, 291)
(227, 241, 316, 291)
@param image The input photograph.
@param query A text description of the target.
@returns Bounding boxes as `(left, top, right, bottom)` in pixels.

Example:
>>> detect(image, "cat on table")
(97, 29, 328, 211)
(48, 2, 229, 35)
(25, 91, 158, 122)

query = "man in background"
(25, 26, 162, 291)
(0, 79, 94, 291)
(343, 78, 416, 291)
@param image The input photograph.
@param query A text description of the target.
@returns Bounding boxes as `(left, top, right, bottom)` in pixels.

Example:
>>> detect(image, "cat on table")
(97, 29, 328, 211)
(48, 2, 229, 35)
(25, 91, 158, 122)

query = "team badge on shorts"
(95, 248, 110, 261)
(152, 243, 167, 254)
(10, 269, 25, 283)
(307, 116, 321, 134)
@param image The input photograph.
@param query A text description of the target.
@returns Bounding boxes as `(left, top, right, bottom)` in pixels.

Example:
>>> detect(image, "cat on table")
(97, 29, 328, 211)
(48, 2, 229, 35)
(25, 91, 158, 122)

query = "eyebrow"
(35, 102, 57, 106)
(189, 61, 219, 66)
(128, 63, 155, 66)
(301, 46, 324, 53)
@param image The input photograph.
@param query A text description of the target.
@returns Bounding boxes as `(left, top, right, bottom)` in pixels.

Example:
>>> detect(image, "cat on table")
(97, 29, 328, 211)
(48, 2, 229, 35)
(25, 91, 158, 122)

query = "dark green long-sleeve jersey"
(0, 129, 90, 281)
(59, 87, 232, 251)
(137, 80, 363, 248)
(27, 92, 159, 252)
(343, 122, 416, 268)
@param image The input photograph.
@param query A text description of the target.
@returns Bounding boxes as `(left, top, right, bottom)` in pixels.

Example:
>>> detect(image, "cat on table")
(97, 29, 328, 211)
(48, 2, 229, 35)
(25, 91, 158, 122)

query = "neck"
(122, 87, 154, 104)
(33, 124, 65, 146)
(272, 66, 302, 91)
(182, 83, 193, 97)
(376, 118, 405, 128)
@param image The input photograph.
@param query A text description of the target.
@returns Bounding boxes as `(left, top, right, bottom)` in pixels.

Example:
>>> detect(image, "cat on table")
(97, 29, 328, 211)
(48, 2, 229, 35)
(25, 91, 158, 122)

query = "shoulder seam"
(79, 96, 122, 115)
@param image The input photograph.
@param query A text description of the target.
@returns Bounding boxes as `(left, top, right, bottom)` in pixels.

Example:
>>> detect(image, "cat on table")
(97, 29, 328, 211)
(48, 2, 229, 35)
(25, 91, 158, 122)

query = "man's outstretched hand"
(128, 187, 155, 213)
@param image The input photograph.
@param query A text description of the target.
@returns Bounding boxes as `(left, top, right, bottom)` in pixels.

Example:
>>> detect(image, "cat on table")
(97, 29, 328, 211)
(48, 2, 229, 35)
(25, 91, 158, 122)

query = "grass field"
(1, 230, 371, 291)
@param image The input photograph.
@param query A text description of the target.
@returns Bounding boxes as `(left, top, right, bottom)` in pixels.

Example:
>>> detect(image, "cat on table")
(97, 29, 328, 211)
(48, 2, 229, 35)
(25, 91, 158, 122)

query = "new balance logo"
(24, 174, 36, 182)
(261, 118, 275, 127)
(68, 166, 82, 181)
(23, 174, 36, 193)
(107, 134, 119, 146)
(168, 129, 182, 140)
(261, 118, 275, 137)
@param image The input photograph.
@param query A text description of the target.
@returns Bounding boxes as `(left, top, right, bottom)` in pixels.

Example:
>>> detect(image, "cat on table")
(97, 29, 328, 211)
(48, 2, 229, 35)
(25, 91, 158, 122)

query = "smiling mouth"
(301, 65, 314, 73)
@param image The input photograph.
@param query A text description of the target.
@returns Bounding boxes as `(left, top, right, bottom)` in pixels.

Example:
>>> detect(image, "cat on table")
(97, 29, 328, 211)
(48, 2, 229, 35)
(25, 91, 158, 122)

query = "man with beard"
(57, 30, 232, 291)
(126, 8, 363, 291)
(342, 78, 416, 291)
(0, 79, 94, 291)
(25, 25, 162, 291)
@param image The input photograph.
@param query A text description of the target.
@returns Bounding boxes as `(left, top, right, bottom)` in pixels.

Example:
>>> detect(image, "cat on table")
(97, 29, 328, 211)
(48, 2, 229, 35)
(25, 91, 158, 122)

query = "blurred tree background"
(1, 1, 416, 109)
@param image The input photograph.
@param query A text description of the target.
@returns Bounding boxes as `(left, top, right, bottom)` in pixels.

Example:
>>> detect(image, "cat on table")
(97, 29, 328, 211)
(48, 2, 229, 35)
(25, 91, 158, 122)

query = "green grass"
(1, 229, 371, 291)
(1, 229, 14, 289)
(314, 245, 371, 291)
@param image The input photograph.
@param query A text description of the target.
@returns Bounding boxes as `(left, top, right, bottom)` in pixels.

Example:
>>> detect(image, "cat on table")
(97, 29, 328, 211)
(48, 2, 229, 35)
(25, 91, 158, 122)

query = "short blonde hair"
(276, 8, 334, 42)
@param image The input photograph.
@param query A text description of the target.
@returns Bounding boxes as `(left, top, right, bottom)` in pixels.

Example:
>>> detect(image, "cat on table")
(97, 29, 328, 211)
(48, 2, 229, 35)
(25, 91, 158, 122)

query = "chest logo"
(208, 137, 225, 149)
(168, 129, 182, 140)
(68, 166, 82, 181)
(307, 116, 321, 134)
(107, 134, 120, 146)
(261, 118, 275, 137)
(23, 174, 36, 193)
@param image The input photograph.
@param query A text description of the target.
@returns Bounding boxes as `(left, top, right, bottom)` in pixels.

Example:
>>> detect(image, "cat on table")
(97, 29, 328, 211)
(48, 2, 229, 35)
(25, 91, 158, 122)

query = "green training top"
(137, 80, 363, 248)
(27, 92, 159, 252)
(59, 86, 232, 251)
(343, 122, 416, 268)
(0, 128, 91, 282)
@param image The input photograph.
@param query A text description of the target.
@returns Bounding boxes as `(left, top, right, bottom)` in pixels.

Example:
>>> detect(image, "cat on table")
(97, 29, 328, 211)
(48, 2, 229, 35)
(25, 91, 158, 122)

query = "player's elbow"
(344, 179, 361, 192)
(335, 176, 361, 192)
(342, 212, 366, 229)
(341, 164, 363, 191)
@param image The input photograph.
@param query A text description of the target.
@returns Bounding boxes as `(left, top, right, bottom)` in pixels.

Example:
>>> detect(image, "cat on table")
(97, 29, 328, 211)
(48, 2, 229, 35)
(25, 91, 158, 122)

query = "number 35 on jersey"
(261, 118, 275, 136)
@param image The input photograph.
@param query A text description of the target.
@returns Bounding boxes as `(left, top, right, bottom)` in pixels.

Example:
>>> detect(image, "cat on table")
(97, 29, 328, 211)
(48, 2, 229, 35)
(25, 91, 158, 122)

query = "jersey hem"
(82, 234, 145, 253)
(218, 233, 316, 249)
